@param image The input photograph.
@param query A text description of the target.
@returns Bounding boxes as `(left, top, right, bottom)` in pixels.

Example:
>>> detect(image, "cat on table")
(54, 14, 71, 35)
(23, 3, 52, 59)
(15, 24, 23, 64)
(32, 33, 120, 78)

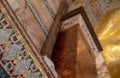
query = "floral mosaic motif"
(0, 2, 43, 78)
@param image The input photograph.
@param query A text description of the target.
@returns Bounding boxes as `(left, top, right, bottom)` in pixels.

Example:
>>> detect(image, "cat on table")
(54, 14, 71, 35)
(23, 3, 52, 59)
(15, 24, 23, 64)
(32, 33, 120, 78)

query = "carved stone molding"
(61, 7, 103, 57)
(61, 14, 99, 57)
(61, 15, 79, 31)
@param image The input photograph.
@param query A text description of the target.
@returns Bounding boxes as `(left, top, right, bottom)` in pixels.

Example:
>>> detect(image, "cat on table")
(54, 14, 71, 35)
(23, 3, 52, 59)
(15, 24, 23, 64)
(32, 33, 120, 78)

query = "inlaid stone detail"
(2, 44, 22, 60)
(10, 34, 19, 43)
(26, 72, 41, 78)
(0, 19, 9, 28)
(0, 29, 12, 44)
(30, 64, 37, 72)
(13, 59, 31, 75)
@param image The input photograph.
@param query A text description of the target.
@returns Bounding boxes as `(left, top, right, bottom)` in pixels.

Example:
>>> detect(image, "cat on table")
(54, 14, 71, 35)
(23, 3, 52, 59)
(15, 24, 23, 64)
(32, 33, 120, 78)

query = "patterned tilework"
(0, 29, 12, 44)
(0, 1, 47, 78)
(2, 44, 22, 60)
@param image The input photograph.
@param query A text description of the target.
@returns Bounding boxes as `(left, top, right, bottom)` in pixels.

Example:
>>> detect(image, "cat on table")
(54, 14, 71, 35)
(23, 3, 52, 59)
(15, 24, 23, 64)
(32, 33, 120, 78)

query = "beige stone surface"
(67, 0, 85, 13)
(7, 0, 46, 51)
(29, 0, 54, 31)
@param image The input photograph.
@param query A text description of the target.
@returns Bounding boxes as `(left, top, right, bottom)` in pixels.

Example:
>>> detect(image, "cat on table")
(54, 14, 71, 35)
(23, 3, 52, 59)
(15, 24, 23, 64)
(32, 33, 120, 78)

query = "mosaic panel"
(0, 0, 47, 78)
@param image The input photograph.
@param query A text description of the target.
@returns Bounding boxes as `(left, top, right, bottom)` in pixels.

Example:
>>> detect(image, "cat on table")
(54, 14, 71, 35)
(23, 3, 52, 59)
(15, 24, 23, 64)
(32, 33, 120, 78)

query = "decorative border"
(25, 0, 48, 36)
(0, 0, 54, 77)
(61, 7, 103, 57)
(43, 0, 56, 18)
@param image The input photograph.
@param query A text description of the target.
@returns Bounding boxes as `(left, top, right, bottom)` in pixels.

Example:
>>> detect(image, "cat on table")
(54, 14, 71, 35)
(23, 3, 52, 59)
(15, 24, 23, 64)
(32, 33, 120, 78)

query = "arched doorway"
(96, 9, 120, 78)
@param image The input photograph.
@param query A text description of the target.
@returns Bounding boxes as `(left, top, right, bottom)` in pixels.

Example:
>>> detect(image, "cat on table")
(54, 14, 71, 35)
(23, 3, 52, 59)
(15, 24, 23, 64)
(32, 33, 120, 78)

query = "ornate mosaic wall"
(83, 0, 120, 28)
(0, 0, 49, 78)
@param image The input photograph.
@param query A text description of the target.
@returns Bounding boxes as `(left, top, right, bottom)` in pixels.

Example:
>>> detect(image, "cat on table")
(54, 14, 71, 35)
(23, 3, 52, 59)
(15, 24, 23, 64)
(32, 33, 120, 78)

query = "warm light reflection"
(96, 9, 120, 78)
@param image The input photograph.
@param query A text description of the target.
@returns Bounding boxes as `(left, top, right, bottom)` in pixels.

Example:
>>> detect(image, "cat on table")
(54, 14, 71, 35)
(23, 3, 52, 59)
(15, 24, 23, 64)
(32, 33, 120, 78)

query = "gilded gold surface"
(96, 9, 120, 78)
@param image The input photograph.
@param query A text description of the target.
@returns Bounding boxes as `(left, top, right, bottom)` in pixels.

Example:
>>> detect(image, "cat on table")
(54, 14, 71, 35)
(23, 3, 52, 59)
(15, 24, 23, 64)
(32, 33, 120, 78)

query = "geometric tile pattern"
(26, 72, 41, 78)
(13, 59, 31, 75)
(0, 29, 12, 44)
(2, 44, 22, 60)
(0, 1, 45, 78)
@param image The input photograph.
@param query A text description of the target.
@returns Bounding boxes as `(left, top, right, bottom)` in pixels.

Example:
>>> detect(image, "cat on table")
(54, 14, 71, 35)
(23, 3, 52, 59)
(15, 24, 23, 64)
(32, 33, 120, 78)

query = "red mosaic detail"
(11, 60, 14, 63)
(12, 75, 18, 78)
(12, 35, 18, 42)
(1, 60, 10, 65)
(9, 68, 14, 74)
(11, 60, 16, 65)
(32, 65, 36, 70)
(0, 44, 3, 46)
(22, 51, 27, 57)
(2, 19, 8, 26)
(31, 64, 37, 71)
(10, 34, 19, 43)
(17, 75, 23, 78)
(0, 52, 4, 60)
